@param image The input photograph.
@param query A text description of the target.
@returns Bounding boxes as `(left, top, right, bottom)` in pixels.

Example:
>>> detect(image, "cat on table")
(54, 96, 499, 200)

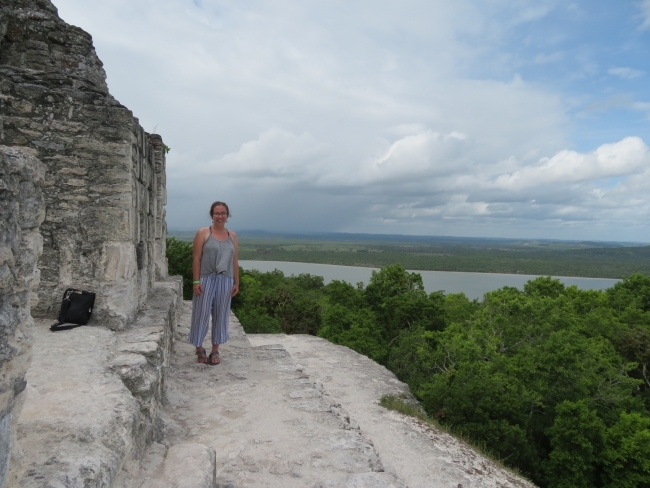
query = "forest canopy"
(167, 237, 650, 487)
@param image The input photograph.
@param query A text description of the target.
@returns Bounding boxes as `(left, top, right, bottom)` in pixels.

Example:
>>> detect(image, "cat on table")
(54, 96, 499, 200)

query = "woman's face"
(212, 205, 228, 224)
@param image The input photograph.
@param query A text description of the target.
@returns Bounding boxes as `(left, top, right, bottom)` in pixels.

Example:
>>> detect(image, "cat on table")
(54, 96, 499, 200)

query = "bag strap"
(50, 322, 85, 332)
(50, 289, 84, 332)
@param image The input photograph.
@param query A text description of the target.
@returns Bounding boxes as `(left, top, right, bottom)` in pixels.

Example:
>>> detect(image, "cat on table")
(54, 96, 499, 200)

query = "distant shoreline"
(168, 231, 650, 280)
(168, 229, 649, 247)
(239, 260, 620, 300)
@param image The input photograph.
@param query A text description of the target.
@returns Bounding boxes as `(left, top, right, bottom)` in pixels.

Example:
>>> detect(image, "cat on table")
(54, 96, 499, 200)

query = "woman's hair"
(209, 201, 230, 218)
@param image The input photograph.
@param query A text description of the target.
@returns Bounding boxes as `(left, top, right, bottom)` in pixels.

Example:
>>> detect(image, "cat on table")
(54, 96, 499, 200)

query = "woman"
(188, 201, 239, 365)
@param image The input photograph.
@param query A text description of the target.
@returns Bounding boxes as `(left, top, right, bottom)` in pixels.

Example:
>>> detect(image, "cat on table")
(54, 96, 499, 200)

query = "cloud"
(51, 0, 650, 241)
(640, 0, 650, 29)
(194, 129, 327, 179)
(493, 137, 649, 190)
(582, 94, 650, 118)
(198, 126, 650, 237)
(608, 67, 645, 79)
(339, 135, 650, 234)
(535, 52, 564, 64)
(346, 130, 470, 185)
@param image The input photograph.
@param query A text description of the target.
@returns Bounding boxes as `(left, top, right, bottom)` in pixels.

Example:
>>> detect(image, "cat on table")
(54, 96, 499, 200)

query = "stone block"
(163, 443, 216, 488)
(80, 206, 131, 242)
(17, 325, 141, 488)
(102, 241, 137, 283)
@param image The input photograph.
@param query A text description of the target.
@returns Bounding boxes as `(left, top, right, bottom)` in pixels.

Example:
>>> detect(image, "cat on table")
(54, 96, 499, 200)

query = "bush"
(166, 237, 193, 299)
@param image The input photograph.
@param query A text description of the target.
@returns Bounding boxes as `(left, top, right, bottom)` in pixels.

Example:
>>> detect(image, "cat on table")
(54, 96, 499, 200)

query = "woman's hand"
(193, 283, 203, 296)
(231, 283, 239, 297)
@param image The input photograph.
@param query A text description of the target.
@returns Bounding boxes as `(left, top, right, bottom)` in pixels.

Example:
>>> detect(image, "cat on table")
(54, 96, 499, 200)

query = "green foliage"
(319, 303, 387, 361)
(232, 270, 322, 335)
(546, 400, 605, 488)
(166, 237, 193, 299)
(232, 268, 650, 487)
(601, 412, 650, 487)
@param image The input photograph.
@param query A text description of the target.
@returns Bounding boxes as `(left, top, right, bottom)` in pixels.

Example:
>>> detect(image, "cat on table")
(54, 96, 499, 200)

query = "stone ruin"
(0, 1, 177, 485)
(0, 0, 168, 330)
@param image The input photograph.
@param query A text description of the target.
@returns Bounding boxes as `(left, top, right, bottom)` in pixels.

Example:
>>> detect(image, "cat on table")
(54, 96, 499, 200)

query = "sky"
(53, 0, 650, 242)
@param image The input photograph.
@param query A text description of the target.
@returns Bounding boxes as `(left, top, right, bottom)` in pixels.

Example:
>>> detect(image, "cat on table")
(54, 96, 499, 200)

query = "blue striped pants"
(188, 273, 233, 347)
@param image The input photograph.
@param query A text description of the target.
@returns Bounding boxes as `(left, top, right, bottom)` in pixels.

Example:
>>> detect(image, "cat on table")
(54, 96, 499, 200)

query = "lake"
(239, 260, 621, 301)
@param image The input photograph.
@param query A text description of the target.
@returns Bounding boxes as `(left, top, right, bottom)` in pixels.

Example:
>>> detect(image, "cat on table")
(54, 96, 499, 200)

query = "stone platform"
(134, 305, 536, 488)
(13, 295, 536, 487)
(12, 279, 182, 488)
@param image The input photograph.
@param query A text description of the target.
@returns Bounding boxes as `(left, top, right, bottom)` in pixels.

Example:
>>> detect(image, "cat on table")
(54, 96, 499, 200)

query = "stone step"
(247, 334, 537, 488)
(134, 306, 406, 488)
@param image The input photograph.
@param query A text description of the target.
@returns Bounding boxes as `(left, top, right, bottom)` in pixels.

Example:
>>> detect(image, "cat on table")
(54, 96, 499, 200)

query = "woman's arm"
(231, 230, 239, 297)
(192, 227, 208, 296)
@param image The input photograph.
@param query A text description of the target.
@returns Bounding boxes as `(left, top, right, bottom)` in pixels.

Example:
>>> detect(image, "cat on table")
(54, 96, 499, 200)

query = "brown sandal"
(196, 347, 208, 364)
(208, 351, 220, 365)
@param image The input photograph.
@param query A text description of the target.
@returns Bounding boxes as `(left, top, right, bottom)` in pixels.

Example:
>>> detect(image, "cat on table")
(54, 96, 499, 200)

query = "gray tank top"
(200, 229, 235, 278)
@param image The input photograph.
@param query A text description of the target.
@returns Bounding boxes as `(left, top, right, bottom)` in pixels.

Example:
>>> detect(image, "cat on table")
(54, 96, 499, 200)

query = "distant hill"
(170, 229, 644, 248)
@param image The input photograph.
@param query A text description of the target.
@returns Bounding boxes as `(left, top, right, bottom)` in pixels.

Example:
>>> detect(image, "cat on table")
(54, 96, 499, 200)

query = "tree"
(365, 264, 424, 308)
(546, 400, 605, 488)
(319, 304, 386, 361)
(602, 412, 650, 488)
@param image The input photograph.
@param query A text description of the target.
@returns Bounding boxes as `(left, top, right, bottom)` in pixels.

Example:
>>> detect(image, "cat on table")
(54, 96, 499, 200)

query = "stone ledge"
(15, 277, 182, 488)
(248, 334, 537, 488)
(139, 443, 216, 488)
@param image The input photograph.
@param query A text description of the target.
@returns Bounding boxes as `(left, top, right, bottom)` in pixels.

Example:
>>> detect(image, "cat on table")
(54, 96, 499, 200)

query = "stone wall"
(0, 0, 168, 329)
(0, 146, 45, 488)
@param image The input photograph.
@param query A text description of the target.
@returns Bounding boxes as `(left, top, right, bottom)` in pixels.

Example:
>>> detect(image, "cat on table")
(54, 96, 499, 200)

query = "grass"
(379, 393, 429, 421)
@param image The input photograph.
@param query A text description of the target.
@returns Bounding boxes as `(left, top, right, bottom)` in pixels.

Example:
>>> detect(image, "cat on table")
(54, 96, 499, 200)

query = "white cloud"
(640, 0, 650, 29)
(493, 137, 650, 190)
(608, 67, 645, 79)
(352, 130, 470, 185)
(51, 0, 650, 241)
(195, 129, 327, 179)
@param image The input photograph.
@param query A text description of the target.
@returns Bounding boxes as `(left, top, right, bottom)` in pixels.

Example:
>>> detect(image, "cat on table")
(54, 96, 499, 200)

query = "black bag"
(50, 288, 96, 331)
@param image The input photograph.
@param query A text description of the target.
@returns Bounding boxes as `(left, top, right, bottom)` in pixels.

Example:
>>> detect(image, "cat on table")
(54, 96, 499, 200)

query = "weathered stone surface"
(16, 324, 139, 488)
(163, 443, 216, 488)
(111, 278, 183, 455)
(16, 296, 534, 488)
(16, 279, 182, 488)
(249, 333, 537, 488)
(136, 442, 216, 488)
(0, 145, 45, 488)
(0, 0, 169, 329)
(135, 308, 393, 488)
